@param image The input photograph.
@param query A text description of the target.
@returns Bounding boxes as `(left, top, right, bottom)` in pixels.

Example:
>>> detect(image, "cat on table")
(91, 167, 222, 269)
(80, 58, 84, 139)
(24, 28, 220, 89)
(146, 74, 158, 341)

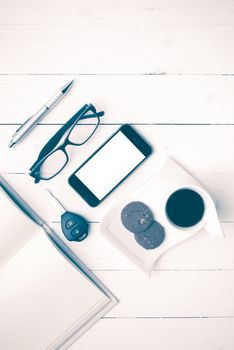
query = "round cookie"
(121, 201, 154, 233)
(134, 220, 165, 250)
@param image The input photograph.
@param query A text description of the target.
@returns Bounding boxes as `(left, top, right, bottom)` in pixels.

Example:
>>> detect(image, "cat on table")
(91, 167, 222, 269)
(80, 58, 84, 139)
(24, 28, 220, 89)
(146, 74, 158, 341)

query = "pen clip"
(15, 116, 32, 133)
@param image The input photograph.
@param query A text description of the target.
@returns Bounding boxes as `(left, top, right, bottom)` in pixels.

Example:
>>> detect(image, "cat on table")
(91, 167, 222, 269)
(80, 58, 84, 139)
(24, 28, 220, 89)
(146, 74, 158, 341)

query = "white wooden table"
(1, 1, 234, 349)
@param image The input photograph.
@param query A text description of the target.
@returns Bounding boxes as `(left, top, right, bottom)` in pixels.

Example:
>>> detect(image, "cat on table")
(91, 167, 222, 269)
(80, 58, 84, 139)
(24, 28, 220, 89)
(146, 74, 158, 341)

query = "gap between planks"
(1, 123, 234, 126)
(102, 316, 234, 319)
(0, 73, 234, 76)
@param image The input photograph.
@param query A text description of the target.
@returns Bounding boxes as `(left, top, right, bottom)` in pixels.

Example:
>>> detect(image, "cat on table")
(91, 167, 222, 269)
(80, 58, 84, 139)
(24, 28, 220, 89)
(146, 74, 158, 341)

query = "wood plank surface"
(0, 24, 234, 74)
(0, 75, 234, 124)
(1, 0, 234, 349)
(70, 318, 234, 350)
(2, 0, 234, 25)
(94, 270, 234, 317)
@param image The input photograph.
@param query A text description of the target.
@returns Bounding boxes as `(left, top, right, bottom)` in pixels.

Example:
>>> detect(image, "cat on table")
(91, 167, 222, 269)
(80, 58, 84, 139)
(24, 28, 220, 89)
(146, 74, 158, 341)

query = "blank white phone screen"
(75, 131, 145, 200)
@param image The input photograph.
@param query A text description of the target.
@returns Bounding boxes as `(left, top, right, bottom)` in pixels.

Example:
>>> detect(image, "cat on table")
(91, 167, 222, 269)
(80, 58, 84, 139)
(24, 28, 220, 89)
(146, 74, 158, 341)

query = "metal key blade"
(46, 189, 67, 215)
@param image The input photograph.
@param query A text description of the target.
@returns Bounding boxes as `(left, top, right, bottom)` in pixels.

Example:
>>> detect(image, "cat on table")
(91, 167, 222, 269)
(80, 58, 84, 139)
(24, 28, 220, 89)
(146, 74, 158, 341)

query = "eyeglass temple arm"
(30, 106, 104, 168)
(79, 110, 104, 120)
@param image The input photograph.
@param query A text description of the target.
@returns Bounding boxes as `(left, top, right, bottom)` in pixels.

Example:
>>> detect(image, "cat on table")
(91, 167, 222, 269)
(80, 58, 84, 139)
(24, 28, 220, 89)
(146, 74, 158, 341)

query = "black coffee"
(165, 188, 205, 228)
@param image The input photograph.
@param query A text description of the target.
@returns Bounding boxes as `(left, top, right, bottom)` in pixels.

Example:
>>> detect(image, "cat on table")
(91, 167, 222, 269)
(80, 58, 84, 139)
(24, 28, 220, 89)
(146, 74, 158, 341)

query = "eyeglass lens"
(39, 150, 68, 179)
(68, 115, 99, 145)
(37, 115, 99, 179)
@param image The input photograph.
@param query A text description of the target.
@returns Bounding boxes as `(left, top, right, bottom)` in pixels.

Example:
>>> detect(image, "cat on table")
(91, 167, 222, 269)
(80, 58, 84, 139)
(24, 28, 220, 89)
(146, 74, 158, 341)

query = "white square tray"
(101, 158, 223, 273)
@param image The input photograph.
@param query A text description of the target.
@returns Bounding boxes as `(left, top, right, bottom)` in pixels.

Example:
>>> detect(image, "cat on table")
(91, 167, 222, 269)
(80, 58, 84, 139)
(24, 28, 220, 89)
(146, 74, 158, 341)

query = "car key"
(47, 190, 89, 242)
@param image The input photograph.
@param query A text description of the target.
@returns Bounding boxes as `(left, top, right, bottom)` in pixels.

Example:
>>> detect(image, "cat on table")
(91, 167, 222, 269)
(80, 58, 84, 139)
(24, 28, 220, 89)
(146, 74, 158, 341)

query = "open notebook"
(0, 177, 117, 350)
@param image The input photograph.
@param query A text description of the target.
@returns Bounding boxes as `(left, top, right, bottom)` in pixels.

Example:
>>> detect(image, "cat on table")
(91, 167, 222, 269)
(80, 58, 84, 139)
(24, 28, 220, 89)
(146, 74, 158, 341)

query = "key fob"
(61, 211, 89, 242)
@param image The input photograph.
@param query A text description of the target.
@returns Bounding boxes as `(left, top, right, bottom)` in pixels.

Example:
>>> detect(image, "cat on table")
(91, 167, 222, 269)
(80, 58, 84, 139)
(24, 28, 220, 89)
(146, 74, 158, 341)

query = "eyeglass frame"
(29, 103, 104, 183)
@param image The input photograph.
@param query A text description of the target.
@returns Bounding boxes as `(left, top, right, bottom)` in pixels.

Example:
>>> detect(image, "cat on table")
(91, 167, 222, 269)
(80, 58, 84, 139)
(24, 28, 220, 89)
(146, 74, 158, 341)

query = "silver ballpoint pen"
(8, 79, 75, 148)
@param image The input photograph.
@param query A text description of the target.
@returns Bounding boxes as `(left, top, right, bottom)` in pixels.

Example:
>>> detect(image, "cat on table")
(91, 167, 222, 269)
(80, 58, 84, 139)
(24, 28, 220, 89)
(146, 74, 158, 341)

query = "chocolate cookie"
(134, 220, 165, 250)
(121, 201, 154, 233)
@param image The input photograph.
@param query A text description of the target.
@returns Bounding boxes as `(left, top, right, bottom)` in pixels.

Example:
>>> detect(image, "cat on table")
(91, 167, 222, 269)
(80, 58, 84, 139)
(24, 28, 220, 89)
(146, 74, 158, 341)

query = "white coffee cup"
(164, 184, 224, 237)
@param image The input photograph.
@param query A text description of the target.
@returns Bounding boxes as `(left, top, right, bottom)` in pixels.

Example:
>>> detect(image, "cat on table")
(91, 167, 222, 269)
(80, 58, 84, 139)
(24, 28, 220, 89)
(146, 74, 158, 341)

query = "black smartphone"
(68, 124, 153, 207)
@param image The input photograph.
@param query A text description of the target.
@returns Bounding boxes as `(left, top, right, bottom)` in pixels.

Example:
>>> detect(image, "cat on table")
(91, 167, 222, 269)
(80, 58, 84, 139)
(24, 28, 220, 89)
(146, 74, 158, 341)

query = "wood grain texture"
(95, 270, 234, 317)
(0, 75, 234, 124)
(1, 0, 234, 25)
(1, 0, 234, 348)
(70, 318, 234, 350)
(0, 24, 234, 74)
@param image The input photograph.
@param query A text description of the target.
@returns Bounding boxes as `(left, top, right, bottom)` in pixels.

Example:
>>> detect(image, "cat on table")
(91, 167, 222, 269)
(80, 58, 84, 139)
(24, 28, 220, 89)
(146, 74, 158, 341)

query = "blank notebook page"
(0, 232, 107, 350)
(0, 188, 36, 266)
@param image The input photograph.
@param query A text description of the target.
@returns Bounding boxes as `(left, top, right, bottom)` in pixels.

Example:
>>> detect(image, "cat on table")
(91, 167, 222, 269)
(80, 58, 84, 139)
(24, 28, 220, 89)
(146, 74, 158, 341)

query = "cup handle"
(204, 198, 225, 237)
(204, 211, 225, 237)
(189, 185, 225, 237)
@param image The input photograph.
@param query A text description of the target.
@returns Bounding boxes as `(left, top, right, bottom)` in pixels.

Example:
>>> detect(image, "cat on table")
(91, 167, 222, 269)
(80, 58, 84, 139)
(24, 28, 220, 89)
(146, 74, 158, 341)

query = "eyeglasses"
(29, 103, 104, 183)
